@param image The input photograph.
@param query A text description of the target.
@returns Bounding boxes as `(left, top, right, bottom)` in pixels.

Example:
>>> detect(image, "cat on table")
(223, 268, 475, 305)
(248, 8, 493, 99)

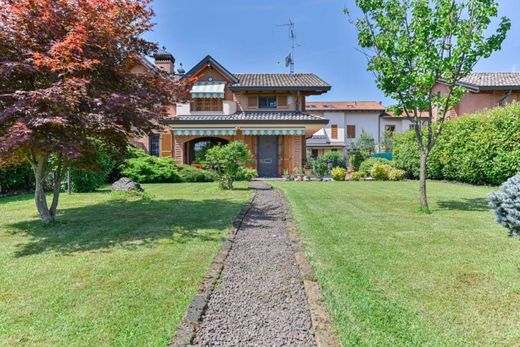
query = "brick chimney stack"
(153, 48, 175, 74)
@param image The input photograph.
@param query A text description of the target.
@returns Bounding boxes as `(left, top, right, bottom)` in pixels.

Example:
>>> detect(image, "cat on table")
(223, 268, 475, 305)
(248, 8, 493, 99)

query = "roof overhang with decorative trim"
(174, 128, 237, 136)
(241, 128, 305, 136)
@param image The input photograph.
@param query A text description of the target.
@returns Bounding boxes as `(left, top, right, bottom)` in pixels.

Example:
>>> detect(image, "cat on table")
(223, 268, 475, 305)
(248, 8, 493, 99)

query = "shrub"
(0, 162, 34, 194)
(355, 130, 376, 154)
(204, 142, 252, 189)
(370, 164, 393, 180)
(314, 151, 345, 176)
(393, 103, 520, 185)
(177, 165, 216, 183)
(359, 157, 393, 175)
(120, 149, 181, 183)
(488, 173, 520, 238)
(349, 148, 369, 171)
(236, 167, 258, 181)
(351, 171, 366, 181)
(331, 167, 347, 181)
(388, 167, 405, 181)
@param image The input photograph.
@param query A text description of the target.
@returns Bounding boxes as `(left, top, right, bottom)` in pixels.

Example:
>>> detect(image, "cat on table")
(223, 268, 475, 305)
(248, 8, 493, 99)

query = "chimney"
(153, 48, 175, 74)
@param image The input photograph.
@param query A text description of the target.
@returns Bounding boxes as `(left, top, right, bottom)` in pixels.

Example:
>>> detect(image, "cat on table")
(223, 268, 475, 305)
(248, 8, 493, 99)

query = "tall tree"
(0, 0, 188, 224)
(347, 0, 510, 211)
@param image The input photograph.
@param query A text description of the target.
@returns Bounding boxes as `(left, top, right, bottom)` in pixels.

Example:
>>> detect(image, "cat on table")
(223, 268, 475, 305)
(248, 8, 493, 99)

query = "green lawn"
(272, 181, 520, 347)
(0, 183, 250, 346)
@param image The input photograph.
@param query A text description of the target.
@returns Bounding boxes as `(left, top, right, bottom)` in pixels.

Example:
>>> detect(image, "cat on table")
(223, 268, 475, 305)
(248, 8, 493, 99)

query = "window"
(149, 134, 160, 157)
(278, 96, 288, 108)
(346, 125, 356, 139)
(331, 124, 338, 139)
(409, 124, 415, 130)
(385, 125, 396, 133)
(311, 149, 318, 159)
(258, 96, 277, 109)
(191, 98, 223, 112)
(247, 96, 258, 108)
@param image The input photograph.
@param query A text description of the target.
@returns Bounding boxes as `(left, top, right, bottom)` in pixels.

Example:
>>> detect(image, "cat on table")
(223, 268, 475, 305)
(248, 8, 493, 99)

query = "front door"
(257, 136, 278, 177)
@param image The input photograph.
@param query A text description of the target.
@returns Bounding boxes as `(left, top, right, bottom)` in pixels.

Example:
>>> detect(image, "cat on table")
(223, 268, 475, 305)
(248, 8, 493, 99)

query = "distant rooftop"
(457, 72, 520, 91)
(306, 101, 385, 111)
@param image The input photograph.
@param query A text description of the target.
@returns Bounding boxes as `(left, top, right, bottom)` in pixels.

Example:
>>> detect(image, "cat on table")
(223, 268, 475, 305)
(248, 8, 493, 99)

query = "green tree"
(347, 0, 510, 211)
(204, 142, 252, 190)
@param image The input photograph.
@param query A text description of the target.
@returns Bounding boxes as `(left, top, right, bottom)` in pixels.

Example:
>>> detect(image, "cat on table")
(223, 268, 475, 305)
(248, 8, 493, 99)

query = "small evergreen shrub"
(177, 165, 216, 182)
(120, 150, 182, 183)
(370, 164, 393, 180)
(331, 167, 347, 181)
(314, 151, 345, 176)
(359, 157, 393, 175)
(488, 173, 520, 238)
(351, 171, 366, 181)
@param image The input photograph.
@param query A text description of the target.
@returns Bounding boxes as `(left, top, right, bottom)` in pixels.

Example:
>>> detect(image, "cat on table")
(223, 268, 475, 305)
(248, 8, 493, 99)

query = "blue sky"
(145, 0, 519, 105)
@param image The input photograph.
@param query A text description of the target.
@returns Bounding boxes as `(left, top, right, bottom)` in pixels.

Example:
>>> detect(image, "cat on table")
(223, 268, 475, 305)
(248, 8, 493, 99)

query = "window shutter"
(278, 96, 288, 108)
(247, 96, 258, 108)
(347, 125, 356, 139)
(331, 124, 338, 139)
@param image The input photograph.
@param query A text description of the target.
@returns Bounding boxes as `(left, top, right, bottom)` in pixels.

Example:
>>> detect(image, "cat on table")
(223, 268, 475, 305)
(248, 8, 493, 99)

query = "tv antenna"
(278, 19, 297, 73)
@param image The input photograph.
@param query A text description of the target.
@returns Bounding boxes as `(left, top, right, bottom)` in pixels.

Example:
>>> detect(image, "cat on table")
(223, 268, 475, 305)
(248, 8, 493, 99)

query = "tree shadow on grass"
(7, 198, 245, 257)
(436, 197, 489, 212)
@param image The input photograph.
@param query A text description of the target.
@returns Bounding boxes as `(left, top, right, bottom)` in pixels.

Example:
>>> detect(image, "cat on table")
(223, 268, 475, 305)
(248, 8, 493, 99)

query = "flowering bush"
(331, 167, 347, 181)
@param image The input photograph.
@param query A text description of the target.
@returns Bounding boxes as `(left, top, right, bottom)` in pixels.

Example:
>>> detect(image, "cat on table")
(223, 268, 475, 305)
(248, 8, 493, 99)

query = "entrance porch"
(165, 129, 305, 177)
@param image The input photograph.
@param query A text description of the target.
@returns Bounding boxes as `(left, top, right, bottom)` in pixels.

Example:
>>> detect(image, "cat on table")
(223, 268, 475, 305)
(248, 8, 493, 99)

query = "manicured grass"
(0, 183, 250, 346)
(272, 181, 520, 346)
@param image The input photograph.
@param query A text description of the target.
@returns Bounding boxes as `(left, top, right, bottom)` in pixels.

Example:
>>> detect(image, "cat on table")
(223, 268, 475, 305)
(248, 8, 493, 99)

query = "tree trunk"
(32, 159, 54, 224)
(419, 150, 429, 211)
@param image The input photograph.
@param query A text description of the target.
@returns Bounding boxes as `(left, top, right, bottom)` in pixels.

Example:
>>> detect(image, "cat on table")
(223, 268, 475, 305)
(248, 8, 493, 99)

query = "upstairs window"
(346, 125, 356, 139)
(149, 134, 160, 157)
(331, 124, 338, 139)
(258, 96, 277, 109)
(191, 98, 223, 112)
(385, 125, 396, 133)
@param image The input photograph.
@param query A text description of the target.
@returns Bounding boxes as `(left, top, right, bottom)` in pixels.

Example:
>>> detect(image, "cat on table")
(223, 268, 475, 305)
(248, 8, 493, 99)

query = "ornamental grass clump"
(488, 173, 520, 238)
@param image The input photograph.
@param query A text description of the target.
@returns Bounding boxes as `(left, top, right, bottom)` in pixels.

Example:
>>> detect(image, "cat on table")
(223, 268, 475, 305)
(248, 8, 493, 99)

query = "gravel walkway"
(193, 182, 317, 346)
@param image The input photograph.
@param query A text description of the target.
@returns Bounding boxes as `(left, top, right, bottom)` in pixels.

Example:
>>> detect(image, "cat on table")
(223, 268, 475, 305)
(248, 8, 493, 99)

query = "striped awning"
(174, 128, 236, 136)
(190, 81, 226, 98)
(241, 128, 305, 136)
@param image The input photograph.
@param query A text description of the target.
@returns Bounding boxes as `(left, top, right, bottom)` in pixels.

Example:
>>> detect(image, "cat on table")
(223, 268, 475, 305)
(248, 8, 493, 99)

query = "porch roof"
(165, 111, 328, 125)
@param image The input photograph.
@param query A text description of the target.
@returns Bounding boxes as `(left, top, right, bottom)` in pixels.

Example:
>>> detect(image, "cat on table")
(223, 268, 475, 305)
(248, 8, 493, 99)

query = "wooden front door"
(257, 136, 278, 177)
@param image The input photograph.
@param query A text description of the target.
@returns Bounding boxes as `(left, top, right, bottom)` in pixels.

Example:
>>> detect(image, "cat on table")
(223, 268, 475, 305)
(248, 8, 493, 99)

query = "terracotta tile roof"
(383, 111, 430, 119)
(457, 72, 520, 90)
(167, 111, 328, 124)
(231, 73, 330, 90)
(306, 101, 385, 111)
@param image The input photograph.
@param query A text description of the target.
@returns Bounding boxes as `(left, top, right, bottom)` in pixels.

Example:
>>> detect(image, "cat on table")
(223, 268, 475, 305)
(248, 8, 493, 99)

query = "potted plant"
(304, 159, 313, 176)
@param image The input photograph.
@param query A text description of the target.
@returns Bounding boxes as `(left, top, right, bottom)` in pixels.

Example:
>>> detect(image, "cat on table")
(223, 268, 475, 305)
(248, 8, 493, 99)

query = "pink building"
(435, 72, 520, 118)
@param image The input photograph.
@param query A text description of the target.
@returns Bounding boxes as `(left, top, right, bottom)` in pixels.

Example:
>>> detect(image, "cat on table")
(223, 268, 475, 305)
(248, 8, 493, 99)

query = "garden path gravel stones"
(193, 182, 317, 346)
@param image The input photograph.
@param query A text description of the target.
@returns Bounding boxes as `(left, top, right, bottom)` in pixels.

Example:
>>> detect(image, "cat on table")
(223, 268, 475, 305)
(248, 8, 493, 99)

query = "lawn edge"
(276, 187, 341, 347)
(169, 187, 257, 347)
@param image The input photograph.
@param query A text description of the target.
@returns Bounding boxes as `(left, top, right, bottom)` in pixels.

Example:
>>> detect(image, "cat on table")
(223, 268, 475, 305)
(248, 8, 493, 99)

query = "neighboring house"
(130, 52, 330, 177)
(305, 101, 416, 157)
(435, 72, 520, 118)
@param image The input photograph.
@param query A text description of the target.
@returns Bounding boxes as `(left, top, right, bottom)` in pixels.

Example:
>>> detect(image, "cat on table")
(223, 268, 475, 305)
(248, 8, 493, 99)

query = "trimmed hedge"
(393, 103, 520, 185)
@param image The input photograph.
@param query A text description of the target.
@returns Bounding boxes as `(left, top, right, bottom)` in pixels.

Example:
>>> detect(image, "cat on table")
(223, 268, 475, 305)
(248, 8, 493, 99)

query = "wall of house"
(234, 92, 299, 112)
(322, 111, 345, 143)
(344, 111, 381, 144)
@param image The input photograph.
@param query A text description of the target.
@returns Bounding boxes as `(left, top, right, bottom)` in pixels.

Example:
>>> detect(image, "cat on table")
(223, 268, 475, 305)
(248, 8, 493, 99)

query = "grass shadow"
(7, 197, 245, 257)
(437, 197, 489, 212)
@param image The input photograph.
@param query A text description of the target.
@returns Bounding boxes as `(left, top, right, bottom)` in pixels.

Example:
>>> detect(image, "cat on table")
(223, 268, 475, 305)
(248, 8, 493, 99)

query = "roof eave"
(230, 86, 331, 92)
(162, 119, 329, 125)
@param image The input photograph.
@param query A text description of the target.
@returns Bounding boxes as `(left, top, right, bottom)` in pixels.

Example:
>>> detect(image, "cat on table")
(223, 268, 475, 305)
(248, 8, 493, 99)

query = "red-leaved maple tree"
(0, 0, 188, 224)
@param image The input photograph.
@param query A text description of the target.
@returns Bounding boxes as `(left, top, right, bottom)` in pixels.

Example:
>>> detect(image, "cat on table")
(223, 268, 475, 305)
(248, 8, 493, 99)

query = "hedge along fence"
(393, 103, 520, 185)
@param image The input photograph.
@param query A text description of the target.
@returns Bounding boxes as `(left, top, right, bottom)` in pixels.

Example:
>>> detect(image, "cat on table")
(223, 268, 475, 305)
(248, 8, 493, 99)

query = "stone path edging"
(169, 190, 257, 347)
(276, 188, 341, 347)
